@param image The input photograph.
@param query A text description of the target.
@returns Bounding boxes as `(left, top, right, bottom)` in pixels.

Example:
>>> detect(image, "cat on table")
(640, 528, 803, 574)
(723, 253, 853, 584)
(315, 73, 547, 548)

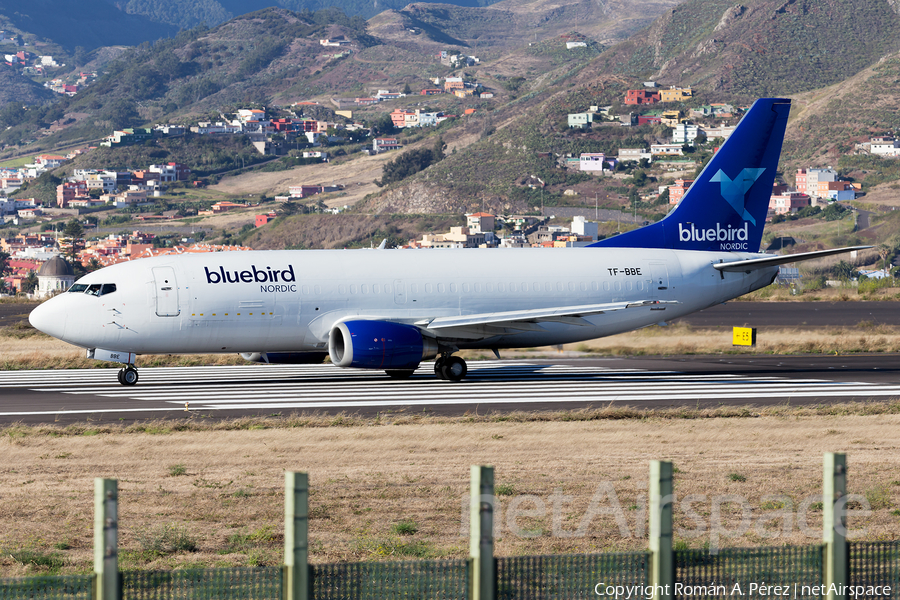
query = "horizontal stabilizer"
(713, 246, 872, 272)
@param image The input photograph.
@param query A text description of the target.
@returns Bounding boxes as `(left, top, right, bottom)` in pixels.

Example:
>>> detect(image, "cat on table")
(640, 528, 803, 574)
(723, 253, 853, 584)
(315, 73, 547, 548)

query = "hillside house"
(256, 212, 278, 227)
(568, 113, 594, 129)
(466, 212, 495, 233)
(659, 87, 692, 102)
(769, 192, 811, 215)
(373, 138, 402, 152)
(36, 155, 66, 169)
(672, 123, 699, 144)
(624, 90, 660, 105)
(818, 181, 857, 201)
(796, 168, 837, 197)
(637, 116, 661, 126)
(870, 138, 900, 156)
(651, 144, 684, 156)
(700, 124, 737, 140)
(668, 179, 694, 204)
(617, 148, 652, 163)
(56, 181, 87, 208)
(101, 128, 153, 147)
(579, 153, 613, 172)
(444, 77, 464, 92)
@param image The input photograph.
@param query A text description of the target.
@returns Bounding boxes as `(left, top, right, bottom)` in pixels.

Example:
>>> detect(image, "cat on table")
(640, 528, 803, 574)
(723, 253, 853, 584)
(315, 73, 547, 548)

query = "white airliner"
(29, 98, 866, 385)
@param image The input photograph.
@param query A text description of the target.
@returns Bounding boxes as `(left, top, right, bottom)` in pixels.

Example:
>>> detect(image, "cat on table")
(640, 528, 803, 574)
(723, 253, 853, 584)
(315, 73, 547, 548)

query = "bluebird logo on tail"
(710, 168, 765, 225)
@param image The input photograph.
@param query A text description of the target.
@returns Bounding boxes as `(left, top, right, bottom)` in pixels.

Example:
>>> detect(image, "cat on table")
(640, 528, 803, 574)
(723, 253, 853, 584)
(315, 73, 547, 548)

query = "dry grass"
(567, 322, 900, 356)
(0, 410, 898, 576)
(8, 319, 900, 371)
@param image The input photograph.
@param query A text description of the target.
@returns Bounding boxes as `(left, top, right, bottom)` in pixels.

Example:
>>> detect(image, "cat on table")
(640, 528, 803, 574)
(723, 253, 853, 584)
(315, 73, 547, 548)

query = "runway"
(0, 355, 898, 424)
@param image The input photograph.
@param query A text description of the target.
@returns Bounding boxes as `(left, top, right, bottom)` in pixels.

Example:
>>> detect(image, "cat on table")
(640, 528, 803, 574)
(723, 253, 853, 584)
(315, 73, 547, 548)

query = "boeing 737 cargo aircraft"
(29, 98, 867, 385)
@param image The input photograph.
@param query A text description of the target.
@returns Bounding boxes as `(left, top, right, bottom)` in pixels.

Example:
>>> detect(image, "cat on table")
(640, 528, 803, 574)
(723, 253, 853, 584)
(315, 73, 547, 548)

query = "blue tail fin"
(590, 97, 791, 252)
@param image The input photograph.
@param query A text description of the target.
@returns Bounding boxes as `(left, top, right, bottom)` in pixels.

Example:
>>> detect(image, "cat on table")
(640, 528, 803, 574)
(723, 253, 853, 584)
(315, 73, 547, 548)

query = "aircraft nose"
(29, 298, 67, 340)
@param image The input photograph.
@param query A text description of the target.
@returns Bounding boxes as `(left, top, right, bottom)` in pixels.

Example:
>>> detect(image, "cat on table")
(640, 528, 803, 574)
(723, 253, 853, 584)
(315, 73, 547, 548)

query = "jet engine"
(328, 320, 438, 370)
(240, 352, 328, 364)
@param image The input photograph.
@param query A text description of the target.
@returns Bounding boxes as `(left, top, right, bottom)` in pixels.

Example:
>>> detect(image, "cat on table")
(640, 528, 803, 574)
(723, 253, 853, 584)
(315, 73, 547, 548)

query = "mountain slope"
(0, 0, 177, 51)
(590, 0, 900, 97)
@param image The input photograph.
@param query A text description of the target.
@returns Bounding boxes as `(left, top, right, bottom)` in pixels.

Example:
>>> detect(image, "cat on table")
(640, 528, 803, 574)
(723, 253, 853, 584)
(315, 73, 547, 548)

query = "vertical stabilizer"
(590, 98, 791, 253)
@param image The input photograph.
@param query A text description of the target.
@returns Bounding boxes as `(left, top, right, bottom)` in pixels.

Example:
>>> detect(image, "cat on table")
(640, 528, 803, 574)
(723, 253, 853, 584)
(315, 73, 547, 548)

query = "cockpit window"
(69, 283, 117, 296)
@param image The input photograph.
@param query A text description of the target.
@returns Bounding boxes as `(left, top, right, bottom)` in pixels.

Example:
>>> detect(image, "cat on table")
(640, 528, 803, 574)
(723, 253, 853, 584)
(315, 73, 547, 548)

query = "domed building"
(37, 256, 75, 298)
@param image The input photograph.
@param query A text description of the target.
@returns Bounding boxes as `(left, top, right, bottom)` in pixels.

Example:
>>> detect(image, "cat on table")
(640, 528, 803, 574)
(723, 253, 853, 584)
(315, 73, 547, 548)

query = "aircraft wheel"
(385, 369, 415, 379)
(116, 369, 124, 385)
(434, 357, 447, 380)
(441, 356, 467, 382)
(120, 366, 139, 386)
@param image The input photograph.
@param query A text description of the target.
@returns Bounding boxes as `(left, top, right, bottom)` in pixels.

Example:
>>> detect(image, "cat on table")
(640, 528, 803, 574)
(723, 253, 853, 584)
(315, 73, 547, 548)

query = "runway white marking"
(0, 361, 898, 417)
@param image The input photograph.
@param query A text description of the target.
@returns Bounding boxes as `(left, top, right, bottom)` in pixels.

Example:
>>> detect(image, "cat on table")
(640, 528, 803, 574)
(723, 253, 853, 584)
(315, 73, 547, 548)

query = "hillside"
(369, 0, 681, 51)
(0, 0, 177, 51)
(0, 68, 57, 108)
(585, 0, 900, 99)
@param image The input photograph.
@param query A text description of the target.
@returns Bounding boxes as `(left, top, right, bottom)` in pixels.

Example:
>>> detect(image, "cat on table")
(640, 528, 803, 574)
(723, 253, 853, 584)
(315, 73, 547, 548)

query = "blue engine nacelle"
(328, 320, 438, 370)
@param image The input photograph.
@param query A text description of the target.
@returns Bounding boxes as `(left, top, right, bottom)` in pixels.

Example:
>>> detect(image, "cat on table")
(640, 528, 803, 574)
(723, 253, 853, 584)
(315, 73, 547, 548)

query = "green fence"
(674, 545, 823, 599)
(0, 575, 93, 600)
(312, 559, 467, 600)
(850, 542, 900, 600)
(497, 551, 649, 600)
(121, 567, 281, 600)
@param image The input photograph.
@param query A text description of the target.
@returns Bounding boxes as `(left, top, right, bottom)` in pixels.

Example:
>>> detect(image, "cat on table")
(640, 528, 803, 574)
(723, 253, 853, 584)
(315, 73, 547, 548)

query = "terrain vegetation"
(4, 0, 900, 277)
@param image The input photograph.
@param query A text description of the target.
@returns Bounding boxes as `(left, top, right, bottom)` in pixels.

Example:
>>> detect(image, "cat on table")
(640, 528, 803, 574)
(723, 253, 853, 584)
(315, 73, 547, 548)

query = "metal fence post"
(284, 472, 309, 600)
(649, 461, 673, 600)
(94, 478, 118, 600)
(823, 453, 848, 600)
(469, 465, 495, 600)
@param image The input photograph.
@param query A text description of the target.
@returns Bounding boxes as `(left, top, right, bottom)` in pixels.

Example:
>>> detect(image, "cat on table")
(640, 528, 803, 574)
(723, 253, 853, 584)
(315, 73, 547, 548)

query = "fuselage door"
(153, 266, 180, 317)
(649, 262, 670, 300)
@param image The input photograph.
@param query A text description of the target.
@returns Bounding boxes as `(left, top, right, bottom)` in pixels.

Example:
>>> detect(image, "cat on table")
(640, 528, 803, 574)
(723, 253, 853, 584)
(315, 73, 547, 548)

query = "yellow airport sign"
(733, 326, 757, 347)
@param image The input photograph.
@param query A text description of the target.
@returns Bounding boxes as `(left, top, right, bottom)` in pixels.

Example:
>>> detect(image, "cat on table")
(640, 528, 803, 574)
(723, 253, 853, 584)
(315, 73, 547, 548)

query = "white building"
(672, 123, 699, 145)
(36, 256, 75, 298)
(571, 216, 598, 240)
(579, 153, 610, 172)
(617, 148, 652, 163)
(871, 139, 900, 157)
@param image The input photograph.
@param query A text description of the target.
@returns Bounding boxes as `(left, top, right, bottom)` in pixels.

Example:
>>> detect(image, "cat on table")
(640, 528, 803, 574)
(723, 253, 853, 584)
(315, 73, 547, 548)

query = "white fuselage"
(31, 247, 777, 356)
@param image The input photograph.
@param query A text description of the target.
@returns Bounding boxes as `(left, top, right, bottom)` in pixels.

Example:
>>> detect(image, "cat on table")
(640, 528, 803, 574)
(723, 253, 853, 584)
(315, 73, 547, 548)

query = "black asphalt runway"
(0, 354, 897, 424)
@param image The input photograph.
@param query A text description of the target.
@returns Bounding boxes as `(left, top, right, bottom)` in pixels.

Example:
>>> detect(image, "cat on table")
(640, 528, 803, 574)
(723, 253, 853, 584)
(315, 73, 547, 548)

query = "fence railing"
(850, 542, 900, 600)
(312, 559, 467, 600)
(675, 545, 823, 599)
(121, 567, 281, 600)
(497, 551, 649, 600)
(1, 453, 891, 600)
(0, 575, 93, 600)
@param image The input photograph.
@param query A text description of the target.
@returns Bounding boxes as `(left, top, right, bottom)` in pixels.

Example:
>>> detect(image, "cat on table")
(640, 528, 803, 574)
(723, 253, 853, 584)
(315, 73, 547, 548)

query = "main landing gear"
(434, 355, 467, 382)
(117, 365, 139, 386)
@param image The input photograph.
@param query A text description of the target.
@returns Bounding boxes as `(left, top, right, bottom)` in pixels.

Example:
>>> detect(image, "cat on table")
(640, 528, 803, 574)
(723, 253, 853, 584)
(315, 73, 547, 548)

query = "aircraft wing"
(415, 300, 678, 337)
(713, 246, 872, 273)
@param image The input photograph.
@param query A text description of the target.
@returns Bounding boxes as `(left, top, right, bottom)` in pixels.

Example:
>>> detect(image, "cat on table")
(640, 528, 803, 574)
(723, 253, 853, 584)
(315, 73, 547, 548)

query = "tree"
(402, 82, 412, 95)
(433, 136, 446, 162)
(63, 219, 84, 239)
(21, 270, 38, 294)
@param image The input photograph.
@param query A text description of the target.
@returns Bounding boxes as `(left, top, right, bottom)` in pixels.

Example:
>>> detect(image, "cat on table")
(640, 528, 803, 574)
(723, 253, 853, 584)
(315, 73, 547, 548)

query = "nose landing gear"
(117, 365, 139, 386)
